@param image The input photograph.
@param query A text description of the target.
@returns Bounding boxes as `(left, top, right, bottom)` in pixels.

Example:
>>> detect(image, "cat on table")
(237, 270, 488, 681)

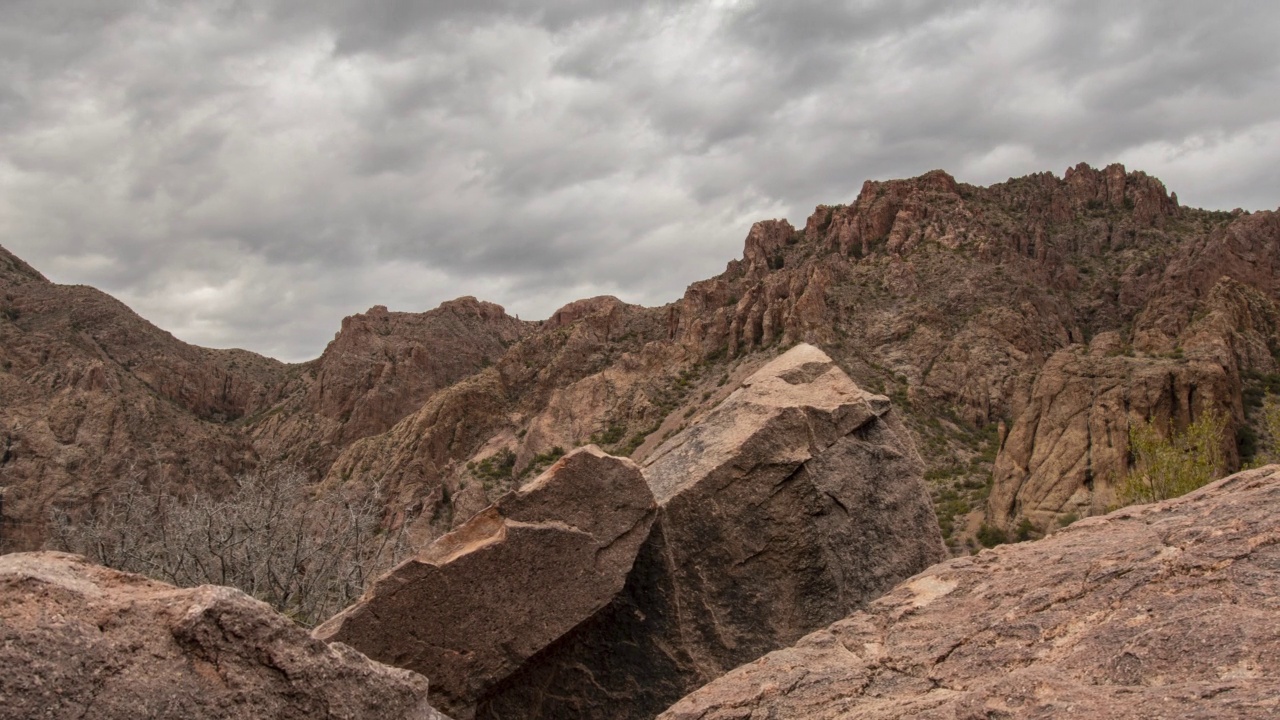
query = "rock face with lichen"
(473, 344, 946, 720)
(659, 465, 1280, 720)
(314, 446, 657, 719)
(0, 551, 449, 720)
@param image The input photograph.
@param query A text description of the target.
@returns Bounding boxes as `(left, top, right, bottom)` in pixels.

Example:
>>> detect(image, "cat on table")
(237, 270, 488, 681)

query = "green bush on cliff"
(1118, 411, 1226, 505)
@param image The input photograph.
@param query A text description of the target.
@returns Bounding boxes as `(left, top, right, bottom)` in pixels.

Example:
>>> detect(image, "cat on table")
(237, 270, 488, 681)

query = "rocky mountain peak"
(544, 295, 631, 330)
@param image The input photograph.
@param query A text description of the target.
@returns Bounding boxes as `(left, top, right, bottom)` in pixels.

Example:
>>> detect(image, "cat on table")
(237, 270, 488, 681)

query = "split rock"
(477, 343, 946, 719)
(314, 445, 656, 719)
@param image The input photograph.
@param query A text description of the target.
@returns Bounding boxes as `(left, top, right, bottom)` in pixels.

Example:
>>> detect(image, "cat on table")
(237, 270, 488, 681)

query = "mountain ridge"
(2, 161, 1276, 554)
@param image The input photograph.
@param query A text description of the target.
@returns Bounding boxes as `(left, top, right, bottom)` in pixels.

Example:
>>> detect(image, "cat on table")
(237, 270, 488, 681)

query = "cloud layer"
(3, 1, 1278, 360)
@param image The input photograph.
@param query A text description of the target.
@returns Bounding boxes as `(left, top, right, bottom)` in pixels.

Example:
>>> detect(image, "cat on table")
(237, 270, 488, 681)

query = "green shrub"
(1118, 411, 1225, 505)
(976, 523, 1007, 548)
(473, 448, 516, 487)
(590, 423, 627, 447)
(520, 446, 566, 479)
(1014, 518, 1040, 542)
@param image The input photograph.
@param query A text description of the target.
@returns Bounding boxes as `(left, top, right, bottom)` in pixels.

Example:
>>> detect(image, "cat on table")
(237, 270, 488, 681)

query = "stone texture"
(475, 344, 946, 720)
(660, 465, 1280, 720)
(314, 446, 656, 719)
(0, 551, 448, 720)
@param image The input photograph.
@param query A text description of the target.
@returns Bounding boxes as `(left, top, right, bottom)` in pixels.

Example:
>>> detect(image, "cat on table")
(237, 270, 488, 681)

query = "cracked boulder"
(313, 446, 656, 719)
(0, 552, 447, 720)
(660, 466, 1280, 720)
(476, 343, 946, 719)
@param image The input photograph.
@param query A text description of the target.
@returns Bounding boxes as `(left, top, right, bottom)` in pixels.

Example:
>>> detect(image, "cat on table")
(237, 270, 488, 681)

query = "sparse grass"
(590, 423, 627, 447)
(469, 448, 516, 489)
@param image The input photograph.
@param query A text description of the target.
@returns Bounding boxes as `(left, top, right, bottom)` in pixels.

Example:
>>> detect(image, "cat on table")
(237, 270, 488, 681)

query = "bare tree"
(48, 464, 409, 627)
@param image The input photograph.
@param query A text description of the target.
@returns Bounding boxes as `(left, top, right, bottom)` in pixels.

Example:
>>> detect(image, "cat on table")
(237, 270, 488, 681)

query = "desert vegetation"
(1118, 411, 1227, 505)
(48, 464, 407, 626)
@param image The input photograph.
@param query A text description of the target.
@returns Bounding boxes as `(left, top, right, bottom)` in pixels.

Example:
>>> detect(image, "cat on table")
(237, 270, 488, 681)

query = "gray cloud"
(2, 0, 1279, 360)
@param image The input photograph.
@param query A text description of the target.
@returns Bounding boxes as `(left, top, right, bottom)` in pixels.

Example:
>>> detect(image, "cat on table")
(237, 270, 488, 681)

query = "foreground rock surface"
(477, 344, 946, 719)
(0, 552, 447, 720)
(661, 466, 1280, 719)
(315, 446, 656, 719)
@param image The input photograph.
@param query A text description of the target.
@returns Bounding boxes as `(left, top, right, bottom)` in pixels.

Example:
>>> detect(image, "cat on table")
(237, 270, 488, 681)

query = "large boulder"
(476, 343, 946, 719)
(0, 552, 446, 720)
(660, 466, 1280, 719)
(314, 446, 656, 719)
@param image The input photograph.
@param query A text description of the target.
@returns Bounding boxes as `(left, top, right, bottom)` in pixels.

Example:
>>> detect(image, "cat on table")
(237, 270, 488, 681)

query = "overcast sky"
(2, 1, 1279, 361)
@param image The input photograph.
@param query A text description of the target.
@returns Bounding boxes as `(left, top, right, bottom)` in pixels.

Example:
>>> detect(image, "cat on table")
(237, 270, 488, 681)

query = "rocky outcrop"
(987, 339, 1238, 531)
(475, 344, 946, 719)
(250, 298, 530, 472)
(319, 296, 677, 536)
(315, 446, 656, 719)
(988, 217, 1280, 531)
(0, 552, 448, 720)
(4, 163, 1276, 557)
(660, 465, 1280, 719)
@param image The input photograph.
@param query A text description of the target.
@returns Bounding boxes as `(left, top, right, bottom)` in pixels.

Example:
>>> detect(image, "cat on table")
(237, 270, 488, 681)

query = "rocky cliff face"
(988, 210, 1280, 531)
(659, 465, 1280, 720)
(0, 551, 449, 720)
(473, 345, 945, 720)
(249, 298, 531, 473)
(0, 255, 529, 549)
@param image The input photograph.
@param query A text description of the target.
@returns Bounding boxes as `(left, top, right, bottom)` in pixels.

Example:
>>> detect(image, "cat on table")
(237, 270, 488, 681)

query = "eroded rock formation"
(0, 552, 448, 720)
(661, 465, 1280, 720)
(250, 298, 531, 472)
(475, 344, 946, 719)
(986, 339, 1238, 530)
(314, 446, 656, 719)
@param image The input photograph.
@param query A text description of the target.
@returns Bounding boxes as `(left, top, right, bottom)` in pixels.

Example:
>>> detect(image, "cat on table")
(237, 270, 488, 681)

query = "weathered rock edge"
(314, 446, 656, 719)
(0, 552, 449, 720)
(660, 466, 1280, 719)
(476, 344, 947, 720)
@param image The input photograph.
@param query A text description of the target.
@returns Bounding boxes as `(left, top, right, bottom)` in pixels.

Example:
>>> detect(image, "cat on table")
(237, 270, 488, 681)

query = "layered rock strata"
(660, 466, 1280, 719)
(0, 552, 448, 720)
(475, 344, 946, 719)
(314, 446, 656, 719)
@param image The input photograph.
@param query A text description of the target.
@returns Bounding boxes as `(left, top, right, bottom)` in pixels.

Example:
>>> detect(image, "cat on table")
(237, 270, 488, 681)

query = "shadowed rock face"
(314, 446, 656, 719)
(0, 552, 448, 720)
(660, 466, 1280, 720)
(475, 344, 946, 720)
